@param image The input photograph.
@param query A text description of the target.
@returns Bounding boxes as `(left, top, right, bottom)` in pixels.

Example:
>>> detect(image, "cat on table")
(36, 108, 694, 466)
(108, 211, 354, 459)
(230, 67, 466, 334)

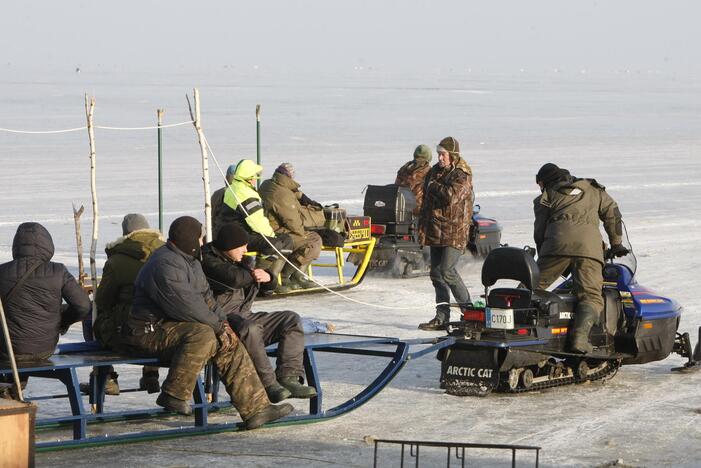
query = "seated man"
(119, 216, 292, 429)
(259, 163, 324, 290)
(0, 222, 91, 398)
(395, 144, 433, 214)
(202, 223, 317, 403)
(213, 159, 293, 291)
(88, 214, 165, 394)
(210, 164, 237, 236)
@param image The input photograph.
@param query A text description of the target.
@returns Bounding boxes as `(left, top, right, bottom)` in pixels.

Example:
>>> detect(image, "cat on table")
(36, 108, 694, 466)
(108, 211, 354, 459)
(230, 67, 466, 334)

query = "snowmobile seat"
(481, 246, 540, 290)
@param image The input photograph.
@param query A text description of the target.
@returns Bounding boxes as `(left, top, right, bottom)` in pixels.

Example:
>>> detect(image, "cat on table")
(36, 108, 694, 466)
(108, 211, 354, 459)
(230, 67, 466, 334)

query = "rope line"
(201, 132, 447, 311)
(0, 126, 86, 134)
(0, 120, 194, 134)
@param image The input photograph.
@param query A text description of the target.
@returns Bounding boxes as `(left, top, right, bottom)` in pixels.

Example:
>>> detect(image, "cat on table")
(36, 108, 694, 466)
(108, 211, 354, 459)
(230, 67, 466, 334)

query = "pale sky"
(1, 0, 699, 74)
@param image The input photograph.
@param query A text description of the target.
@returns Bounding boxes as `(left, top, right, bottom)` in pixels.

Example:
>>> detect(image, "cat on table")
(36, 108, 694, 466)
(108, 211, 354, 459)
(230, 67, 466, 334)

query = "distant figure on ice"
(201, 222, 317, 403)
(259, 162, 324, 291)
(418, 137, 474, 331)
(533, 163, 627, 353)
(0, 222, 91, 399)
(395, 144, 433, 214)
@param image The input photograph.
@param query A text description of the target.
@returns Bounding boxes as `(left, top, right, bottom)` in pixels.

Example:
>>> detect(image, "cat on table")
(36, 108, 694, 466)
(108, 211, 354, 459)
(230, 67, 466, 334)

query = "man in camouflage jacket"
(418, 137, 474, 330)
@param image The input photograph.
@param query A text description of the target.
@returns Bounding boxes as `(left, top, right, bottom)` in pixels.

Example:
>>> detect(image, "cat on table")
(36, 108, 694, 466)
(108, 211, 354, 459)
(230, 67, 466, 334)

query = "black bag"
(313, 228, 346, 248)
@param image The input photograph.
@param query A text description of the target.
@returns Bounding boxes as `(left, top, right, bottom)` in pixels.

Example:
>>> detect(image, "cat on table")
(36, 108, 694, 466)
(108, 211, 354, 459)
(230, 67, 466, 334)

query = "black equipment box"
(363, 184, 417, 225)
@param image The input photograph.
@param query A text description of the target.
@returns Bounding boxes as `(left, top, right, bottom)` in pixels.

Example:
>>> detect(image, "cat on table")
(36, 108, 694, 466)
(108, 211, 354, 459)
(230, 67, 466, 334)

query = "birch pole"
(72, 203, 85, 286)
(188, 88, 212, 242)
(85, 95, 99, 329)
(0, 298, 24, 401)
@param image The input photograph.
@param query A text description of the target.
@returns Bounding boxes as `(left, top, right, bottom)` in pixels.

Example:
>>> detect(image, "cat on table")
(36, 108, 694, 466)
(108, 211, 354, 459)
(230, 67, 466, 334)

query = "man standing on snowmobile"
(395, 144, 433, 214)
(533, 163, 628, 353)
(418, 137, 474, 331)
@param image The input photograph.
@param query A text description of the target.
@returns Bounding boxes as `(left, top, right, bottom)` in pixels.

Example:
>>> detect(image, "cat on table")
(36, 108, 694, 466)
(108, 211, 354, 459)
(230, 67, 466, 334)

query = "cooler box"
(363, 185, 417, 225)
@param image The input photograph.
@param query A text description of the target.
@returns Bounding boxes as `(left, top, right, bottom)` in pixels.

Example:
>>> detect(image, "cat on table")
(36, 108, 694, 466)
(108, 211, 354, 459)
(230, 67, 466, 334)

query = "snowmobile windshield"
(611, 222, 637, 277)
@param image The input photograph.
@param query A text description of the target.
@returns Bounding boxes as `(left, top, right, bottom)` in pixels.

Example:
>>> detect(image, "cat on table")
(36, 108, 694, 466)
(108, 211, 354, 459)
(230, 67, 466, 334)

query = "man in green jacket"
(91, 214, 165, 394)
(259, 163, 323, 290)
(533, 163, 628, 353)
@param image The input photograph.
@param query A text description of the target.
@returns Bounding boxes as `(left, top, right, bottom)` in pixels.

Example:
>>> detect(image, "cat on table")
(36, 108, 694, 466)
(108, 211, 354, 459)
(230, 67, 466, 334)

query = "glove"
(606, 244, 630, 260)
(300, 193, 323, 209)
(217, 321, 238, 353)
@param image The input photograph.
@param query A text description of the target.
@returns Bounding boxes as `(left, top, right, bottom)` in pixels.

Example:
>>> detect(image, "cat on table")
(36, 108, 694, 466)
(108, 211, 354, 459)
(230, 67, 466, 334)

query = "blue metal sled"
(0, 333, 453, 450)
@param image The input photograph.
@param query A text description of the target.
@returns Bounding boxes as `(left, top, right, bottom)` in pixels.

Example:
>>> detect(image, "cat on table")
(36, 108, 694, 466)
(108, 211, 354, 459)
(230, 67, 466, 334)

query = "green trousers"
(537, 255, 604, 313)
(119, 320, 269, 420)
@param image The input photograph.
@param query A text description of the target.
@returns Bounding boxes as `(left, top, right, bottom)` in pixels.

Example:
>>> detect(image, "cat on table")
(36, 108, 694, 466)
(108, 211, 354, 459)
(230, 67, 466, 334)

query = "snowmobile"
(438, 240, 700, 396)
(361, 184, 502, 277)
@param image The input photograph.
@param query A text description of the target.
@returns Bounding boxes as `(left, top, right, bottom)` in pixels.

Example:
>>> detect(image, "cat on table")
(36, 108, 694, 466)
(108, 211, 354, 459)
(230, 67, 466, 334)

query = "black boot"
(156, 392, 192, 415)
(139, 367, 160, 394)
(265, 382, 292, 403)
(244, 403, 294, 430)
(418, 317, 446, 331)
(277, 263, 300, 293)
(571, 304, 598, 354)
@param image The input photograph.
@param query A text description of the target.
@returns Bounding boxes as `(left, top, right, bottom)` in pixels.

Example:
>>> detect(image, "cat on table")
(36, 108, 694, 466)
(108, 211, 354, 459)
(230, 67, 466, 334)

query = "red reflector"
(516, 328, 528, 335)
(478, 220, 496, 227)
(363, 219, 370, 226)
(402, 235, 411, 240)
(462, 310, 485, 321)
(370, 225, 386, 235)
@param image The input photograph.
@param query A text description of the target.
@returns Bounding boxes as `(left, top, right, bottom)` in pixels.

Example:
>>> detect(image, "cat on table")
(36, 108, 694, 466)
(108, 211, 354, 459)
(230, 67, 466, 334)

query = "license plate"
(485, 307, 514, 330)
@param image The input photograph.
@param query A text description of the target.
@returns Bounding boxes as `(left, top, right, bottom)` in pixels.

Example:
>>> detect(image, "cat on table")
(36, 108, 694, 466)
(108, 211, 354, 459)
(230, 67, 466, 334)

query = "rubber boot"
(244, 402, 294, 430)
(278, 376, 317, 399)
(156, 391, 192, 415)
(277, 263, 300, 293)
(289, 264, 317, 289)
(571, 304, 597, 354)
(265, 382, 292, 403)
(79, 370, 119, 396)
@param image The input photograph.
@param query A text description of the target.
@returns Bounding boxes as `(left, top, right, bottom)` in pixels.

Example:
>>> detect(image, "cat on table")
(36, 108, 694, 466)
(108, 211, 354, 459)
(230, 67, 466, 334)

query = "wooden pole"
(0, 298, 24, 401)
(85, 94, 99, 331)
(72, 203, 85, 287)
(188, 89, 212, 242)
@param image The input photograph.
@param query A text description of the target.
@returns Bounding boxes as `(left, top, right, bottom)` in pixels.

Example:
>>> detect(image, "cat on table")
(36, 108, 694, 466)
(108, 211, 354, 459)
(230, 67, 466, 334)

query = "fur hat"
(437, 136, 460, 159)
(122, 213, 149, 235)
(214, 223, 249, 251)
(413, 144, 432, 163)
(275, 162, 295, 179)
(168, 216, 202, 257)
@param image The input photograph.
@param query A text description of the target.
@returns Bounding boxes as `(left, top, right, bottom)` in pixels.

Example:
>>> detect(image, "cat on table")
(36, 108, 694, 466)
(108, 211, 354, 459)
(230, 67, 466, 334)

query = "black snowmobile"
(361, 184, 502, 277)
(438, 241, 700, 396)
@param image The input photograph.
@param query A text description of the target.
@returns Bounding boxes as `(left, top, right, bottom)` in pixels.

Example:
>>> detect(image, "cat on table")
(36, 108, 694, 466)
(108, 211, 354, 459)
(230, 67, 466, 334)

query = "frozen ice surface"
(1, 69, 699, 467)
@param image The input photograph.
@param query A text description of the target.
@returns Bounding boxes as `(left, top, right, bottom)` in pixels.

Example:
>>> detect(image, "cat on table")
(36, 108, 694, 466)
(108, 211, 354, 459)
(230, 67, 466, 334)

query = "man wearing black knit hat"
(121, 216, 293, 429)
(202, 223, 316, 403)
(533, 163, 628, 353)
(418, 136, 474, 331)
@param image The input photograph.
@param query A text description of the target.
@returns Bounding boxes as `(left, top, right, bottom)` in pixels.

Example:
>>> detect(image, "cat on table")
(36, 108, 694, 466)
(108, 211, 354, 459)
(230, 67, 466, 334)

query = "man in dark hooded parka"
(0, 222, 90, 397)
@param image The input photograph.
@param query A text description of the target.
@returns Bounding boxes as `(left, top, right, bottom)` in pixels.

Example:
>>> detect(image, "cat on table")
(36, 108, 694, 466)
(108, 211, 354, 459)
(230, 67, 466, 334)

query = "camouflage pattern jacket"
(418, 157, 474, 251)
(395, 160, 431, 213)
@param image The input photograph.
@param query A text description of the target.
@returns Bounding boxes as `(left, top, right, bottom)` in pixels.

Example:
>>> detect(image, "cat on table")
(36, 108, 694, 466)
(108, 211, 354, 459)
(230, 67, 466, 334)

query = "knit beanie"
(214, 223, 249, 251)
(275, 162, 295, 179)
(536, 163, 569, 186)
(122, 213, 149, 235)
(168, 216, 202, 257)
(413, 144, 432, 163)
(225, 164, 237, 184)
(437, 136, 460, 159)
